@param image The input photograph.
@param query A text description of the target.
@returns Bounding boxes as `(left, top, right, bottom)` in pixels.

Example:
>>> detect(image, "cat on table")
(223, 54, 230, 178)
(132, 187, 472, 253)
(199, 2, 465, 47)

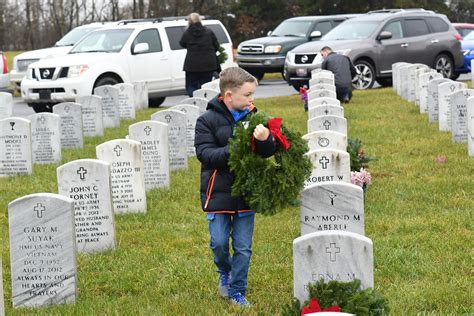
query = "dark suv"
(235, 15, 357, 80)
(284, 9, 464, 90)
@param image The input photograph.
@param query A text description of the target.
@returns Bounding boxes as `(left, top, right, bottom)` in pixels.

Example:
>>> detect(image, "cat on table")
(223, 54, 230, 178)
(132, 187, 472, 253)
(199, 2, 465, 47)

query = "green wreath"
(282, 279, 390, 316)
(228, 111, 312, 215)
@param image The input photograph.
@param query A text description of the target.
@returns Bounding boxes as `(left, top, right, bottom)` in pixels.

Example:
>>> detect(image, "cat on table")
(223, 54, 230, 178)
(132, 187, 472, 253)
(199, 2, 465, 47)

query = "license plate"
(39, 90, 51, 100)
(296, 68, 308, 77)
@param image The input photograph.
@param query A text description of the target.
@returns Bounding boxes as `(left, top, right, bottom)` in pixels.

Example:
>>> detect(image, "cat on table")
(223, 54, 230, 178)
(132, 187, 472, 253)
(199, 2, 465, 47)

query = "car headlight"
(237, 44, 243, 53)
(13, 58, 18, 71)
(334, 49, 352, 56)
(68, 65, 89, 78)
(26, 68, 33, 80)
(264, 45, 282, 54)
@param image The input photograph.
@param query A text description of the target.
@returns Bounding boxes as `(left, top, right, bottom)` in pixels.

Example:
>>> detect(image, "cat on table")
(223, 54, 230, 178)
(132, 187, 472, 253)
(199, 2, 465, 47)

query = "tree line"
(0, 0, 472, 51)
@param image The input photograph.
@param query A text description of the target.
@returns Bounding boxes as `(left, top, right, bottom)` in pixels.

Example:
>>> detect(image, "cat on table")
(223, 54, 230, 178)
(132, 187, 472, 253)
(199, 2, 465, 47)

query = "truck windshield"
(323, 21, 379, 40)
(271, 21, 312, 37)
(70, 29, 133, 53)
(56, 27, 100, 47)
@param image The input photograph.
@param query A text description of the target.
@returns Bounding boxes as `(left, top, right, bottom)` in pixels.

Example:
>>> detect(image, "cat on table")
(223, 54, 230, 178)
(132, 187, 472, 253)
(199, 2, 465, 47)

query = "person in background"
(180, 12, 220, 97)
(320, 46, 357, 103)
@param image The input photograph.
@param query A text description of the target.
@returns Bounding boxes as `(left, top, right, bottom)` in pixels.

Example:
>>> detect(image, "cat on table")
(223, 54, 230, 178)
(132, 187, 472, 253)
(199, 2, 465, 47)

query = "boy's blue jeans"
(208, 213, 255, 297)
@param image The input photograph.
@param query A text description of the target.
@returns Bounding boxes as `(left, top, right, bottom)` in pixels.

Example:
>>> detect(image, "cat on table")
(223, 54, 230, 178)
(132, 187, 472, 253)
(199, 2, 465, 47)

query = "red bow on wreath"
(250, 118, 291, 151)
(301, 297, 341, 315)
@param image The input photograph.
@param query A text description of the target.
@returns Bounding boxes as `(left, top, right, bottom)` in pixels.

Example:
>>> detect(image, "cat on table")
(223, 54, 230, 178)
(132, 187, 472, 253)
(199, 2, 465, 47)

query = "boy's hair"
(219, 67, 257, 93)
(320, 46, 332, 53)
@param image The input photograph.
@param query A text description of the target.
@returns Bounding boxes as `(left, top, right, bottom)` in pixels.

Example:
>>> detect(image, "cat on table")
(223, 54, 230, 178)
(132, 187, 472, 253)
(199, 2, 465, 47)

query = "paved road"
(12, 78, 297, 118)
(11, 74, 471, 118)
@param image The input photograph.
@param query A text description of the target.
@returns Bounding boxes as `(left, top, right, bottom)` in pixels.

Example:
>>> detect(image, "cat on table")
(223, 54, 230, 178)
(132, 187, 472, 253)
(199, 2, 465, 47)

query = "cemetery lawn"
(0, 87, 472, 315)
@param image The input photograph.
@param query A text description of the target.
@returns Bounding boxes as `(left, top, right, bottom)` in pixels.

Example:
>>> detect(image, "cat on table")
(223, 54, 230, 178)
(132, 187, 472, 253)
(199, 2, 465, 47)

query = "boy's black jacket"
(194, 95, 276, 212)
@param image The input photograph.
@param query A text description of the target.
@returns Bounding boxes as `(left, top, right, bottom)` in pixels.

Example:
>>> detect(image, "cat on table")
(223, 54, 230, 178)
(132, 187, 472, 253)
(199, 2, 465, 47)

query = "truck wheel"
(149, 97, 165, 108)
(249, 71, 264, 82)
(93, 76, 121, 92)
(30, 103, 53, 113)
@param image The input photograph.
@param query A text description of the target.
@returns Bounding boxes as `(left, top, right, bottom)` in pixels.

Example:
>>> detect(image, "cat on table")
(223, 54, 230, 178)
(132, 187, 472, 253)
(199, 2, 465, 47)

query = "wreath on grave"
(217, 46, 228, 65)
(228, 111, 312, 215)
(281, 279, 390, 316)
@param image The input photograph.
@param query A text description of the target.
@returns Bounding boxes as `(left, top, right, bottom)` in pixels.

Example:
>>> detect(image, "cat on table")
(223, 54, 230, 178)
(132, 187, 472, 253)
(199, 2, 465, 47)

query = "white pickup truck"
(10, 23, 111, 93)
(21, 18, 235, 112)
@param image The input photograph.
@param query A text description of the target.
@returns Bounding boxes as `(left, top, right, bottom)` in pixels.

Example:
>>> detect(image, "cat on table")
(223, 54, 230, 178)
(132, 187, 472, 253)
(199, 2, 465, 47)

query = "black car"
(235, 15, 358, 80)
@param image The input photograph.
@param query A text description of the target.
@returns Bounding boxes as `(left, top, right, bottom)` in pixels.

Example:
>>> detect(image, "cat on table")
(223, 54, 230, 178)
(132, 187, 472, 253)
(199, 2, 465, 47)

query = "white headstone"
(308, 89, 337, 100)
(308, 97, 341, 110)
(307, 116, 347, 135)
(397, 64, 412, 99)
(309, 83, 336, 93)
(391, 62, 409, 93)
(308, 105, 344, 119)
(311, 69, 334, 78)
(76, 95, 104, 137)
(450, 89, 474, 143)
(302, 131, 347, 152)
(8, 193, 77, 307)
(128, 121, 170, 190)
(438, 81, 467, 131)
(57, 159, 116, 253)
(427, 78, 451, 123)
(53, 102, 84, 149)
(293, 231, 374, 305)
(94, 85, 120, 128)
(414, 68, 435, 106)
(0, 92, 13, 120)
(419, 72, 442, 114)
(301, 182, 364, 236)
(29, 113, 61, 164)
(407, 64, 429, 102)
(193, 88, 219, 101)
(151, 110, 188, 171)
(467, 96, 474, 156)
(133, 81, 149, 109)
(305, 149, 351, 187)
(96, 139, 147, 214)
(181, 97, 208, 114)
(0, 117, 33, 177)
(309, 74, 335, 87)
(201, 79, 220, 91)
(115, 83, 136, 119)
(170, 104, 200, 156)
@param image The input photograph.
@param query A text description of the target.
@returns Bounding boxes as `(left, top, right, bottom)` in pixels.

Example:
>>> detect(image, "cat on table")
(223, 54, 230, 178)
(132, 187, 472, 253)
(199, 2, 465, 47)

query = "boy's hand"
(253, 124, 270, 141)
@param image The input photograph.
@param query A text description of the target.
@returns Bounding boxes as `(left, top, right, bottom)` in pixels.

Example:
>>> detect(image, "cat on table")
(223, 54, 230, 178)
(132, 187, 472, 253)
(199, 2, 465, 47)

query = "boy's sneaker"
(218, 272, 230, 298)
(229, 292, 250, 306)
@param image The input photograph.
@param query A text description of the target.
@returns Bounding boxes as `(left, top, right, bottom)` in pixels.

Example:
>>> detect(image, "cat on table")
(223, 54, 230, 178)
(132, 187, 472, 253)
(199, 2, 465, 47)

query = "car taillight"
(231, 44, 235, 63)
(455, 33, 462, 41)
(1, 53, 7, 74)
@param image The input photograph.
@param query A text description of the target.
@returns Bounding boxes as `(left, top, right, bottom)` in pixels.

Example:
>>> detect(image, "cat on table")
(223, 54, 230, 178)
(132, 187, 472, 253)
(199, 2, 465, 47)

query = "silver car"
(285, 9, 464, 90)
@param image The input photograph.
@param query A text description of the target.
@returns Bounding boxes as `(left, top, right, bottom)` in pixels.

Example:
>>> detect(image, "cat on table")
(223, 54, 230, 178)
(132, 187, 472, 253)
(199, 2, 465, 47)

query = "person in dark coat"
(194, 67, 276, 306)
(180, 12, 220, 97)
(320, 46, 357, 103)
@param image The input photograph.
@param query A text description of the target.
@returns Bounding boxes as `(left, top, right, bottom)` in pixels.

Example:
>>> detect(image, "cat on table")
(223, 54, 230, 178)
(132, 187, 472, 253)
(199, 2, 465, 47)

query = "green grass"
(0, 88, 472, 315)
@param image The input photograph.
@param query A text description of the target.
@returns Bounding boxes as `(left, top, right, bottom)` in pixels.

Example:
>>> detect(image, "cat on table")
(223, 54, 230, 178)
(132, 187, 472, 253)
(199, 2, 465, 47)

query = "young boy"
(194, 67, 276, 306)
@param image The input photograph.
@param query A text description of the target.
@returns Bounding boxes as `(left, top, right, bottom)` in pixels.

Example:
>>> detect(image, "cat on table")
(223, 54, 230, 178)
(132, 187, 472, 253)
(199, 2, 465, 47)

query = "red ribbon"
(268, 118, 291, 151)
(301, 297, 341, 315)
(250, 118, 291, 151)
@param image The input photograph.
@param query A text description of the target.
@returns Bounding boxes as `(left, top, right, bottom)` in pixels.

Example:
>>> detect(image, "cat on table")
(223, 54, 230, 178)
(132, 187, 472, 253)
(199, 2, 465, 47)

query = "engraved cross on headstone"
(319, 156, 330, 169)
(9, 122, 15, 131)
(114, 145, 123, 157)
(323, 120, 331, 130)
(326, 243, 340, 262)
(144, 126, 152, 136)
(34, 203, 45, 218)
(77, 167, 87, 180)
(165, 114, 172, 123)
